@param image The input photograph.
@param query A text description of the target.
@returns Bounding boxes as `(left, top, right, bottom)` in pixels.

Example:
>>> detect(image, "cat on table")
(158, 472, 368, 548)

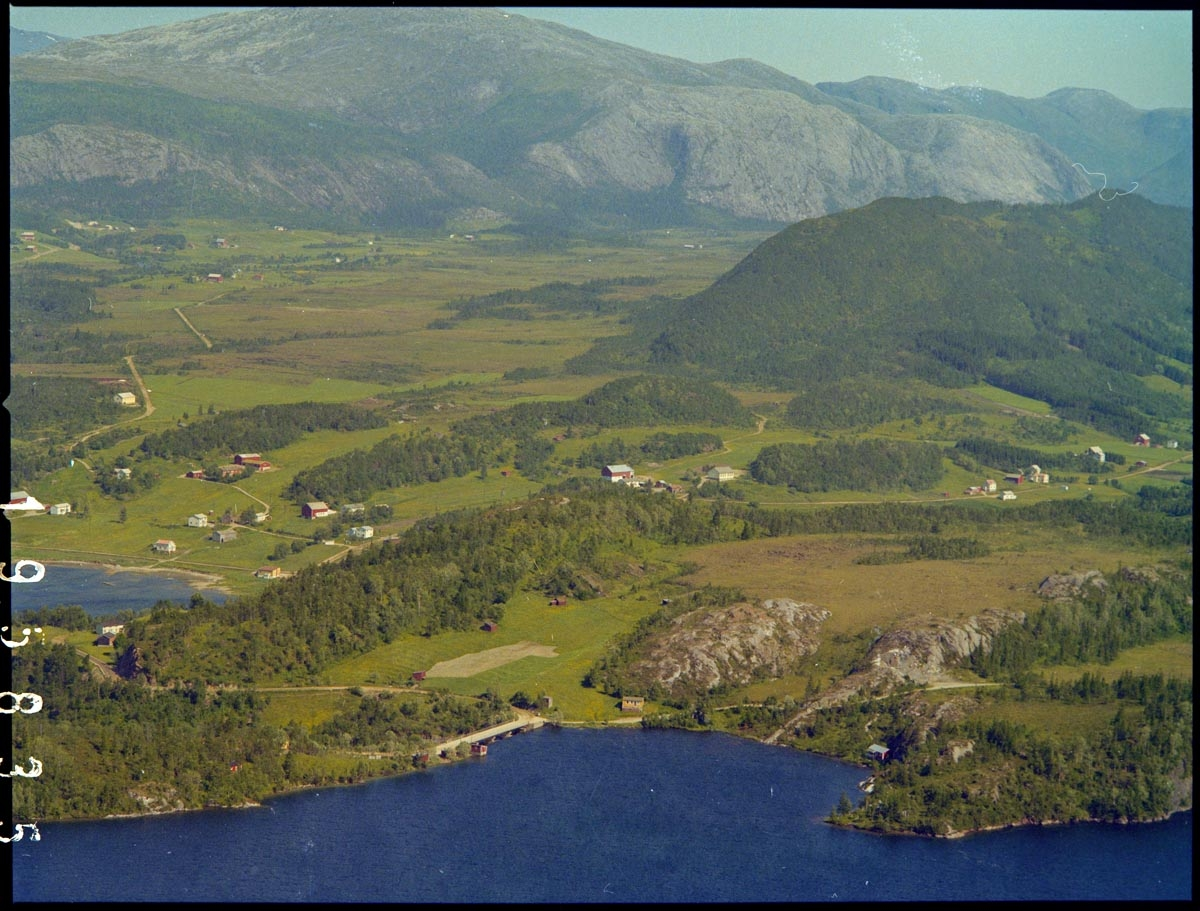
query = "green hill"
(571, 195, 1192, 438)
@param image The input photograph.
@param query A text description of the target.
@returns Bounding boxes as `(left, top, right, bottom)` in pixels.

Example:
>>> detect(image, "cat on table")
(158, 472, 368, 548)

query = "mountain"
(817, 77, 1193, 208)
(9, 26, 73, 56)
(9, 7, 1191, 229)
(569, 194, 1193, 438)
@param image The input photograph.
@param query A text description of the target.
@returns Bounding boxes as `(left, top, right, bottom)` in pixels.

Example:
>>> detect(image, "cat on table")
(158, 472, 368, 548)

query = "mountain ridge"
(10, 7, 1192, 227)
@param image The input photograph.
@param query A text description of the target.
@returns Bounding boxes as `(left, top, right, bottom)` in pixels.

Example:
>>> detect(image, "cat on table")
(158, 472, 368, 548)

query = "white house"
(152, 539, 177, 553)
(999, 490, 1017, 501)
(1086, 446, 1106, 463)
(187, 514, 209, 528)
(47, 502, 72, 515)
(707, 466, 736, 482)
(114, 391, 137, 406)
(348, 525, 375, 540)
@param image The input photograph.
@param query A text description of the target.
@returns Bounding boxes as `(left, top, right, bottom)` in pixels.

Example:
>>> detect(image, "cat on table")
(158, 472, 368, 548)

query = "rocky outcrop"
(765, 609, 1024, 743)
(1037, 570, 1107, 600)
(624, 598, 831, 699)
(115, 644, 153, 684)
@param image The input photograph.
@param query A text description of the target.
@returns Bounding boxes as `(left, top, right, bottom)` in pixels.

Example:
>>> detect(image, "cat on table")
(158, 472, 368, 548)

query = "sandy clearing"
(427, 641, 559, 677)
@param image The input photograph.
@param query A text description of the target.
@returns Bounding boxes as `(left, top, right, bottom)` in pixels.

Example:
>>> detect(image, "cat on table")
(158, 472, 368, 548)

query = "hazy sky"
(8, 6, 1193, 110)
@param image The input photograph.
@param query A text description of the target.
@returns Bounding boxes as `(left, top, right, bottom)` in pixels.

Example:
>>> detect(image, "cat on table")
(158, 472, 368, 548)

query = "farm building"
(113, 392, 137, 406)
(232, 453, 262, 465)
(341, 503, 366, 515)
(982, 479, 997, 493)
(187, 514, 208, 528)
(549, 596, 567, 606)
(94, 633, 118, 647)
(470, 743, 488, 756)
(1134, 433, 1151, 446)
(621, 696, 645, 713)
(1086, 446, 1106, 463)
(217, 464, 244, 479)
(707, 466, 737, 482)
(867, 744, 891, 762)
(481, 620, 498, 632)
(602, 464, 634, 482)
(254, 511, 269, 524)
(255, 566, 281, 580)
(1003, 473, 1023, 484)
(47, 503, 72, 515)
(212, 529, 237, 543)
(999, 491, 1017, 501)
(20, 231, 35, 242)
(411, 670, 427, 682)
(205, 273, 223, 282)
(302, 501, 334, 519)
(347, 525, 374, 540)
(152, 539, 177, 554)
(186, 469, 206, 479)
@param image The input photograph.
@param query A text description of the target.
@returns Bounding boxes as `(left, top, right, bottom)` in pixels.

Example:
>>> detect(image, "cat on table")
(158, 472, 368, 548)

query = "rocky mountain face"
(623, 598, 831, 700)
(10, 8, 1190, 228)
(9, 26, 71, 56)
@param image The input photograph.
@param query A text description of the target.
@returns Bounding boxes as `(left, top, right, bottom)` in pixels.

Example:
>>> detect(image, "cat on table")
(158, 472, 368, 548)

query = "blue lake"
(10, 563, 228, 617)
(6, 567, 1192, 902)
(11, 727, 1192, 903)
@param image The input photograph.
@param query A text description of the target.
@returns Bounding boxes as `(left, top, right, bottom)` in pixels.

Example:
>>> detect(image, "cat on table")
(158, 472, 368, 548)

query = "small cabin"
(621, 695, 645, 713)
(470, 742, 488, 756)
(481, 621, 498, 633)
(867, 743, 891, 762)
(411, 670, 427, 682)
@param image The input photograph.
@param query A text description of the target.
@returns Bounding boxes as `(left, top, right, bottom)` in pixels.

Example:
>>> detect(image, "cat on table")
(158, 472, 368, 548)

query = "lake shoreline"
(43, 559, 235, 597)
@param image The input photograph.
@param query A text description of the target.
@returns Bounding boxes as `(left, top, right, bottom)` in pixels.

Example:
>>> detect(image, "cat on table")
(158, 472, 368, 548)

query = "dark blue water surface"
(12, 727, 1191, 903)
(10, 563, 228, 617)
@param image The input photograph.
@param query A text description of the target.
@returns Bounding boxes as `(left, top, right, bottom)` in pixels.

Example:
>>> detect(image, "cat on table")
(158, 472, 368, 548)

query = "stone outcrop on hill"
(623, 598, 831, 700)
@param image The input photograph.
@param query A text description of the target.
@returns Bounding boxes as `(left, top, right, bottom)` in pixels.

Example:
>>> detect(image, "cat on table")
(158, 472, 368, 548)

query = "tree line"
(749, 439, 945, 492)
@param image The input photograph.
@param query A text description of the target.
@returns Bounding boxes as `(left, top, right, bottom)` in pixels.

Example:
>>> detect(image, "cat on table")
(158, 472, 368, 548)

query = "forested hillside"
(572, 195, 1192, 440)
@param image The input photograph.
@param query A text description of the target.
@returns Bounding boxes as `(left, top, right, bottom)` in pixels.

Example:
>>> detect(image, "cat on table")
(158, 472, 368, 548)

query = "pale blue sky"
(8, 6, 1193, 110)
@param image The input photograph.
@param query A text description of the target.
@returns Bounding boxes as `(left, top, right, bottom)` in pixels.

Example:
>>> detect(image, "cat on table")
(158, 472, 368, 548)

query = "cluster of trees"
(313, 690, 512, 753)
(954, 436, 1123, 474)
(288, 430, 482, 504)
(969, 564, 1193, 677)
(15, 604, 93, 631)
(749, 439, 945, 492)
(10, 441, 75, 490)
(854, 535, 991, 565)
(821, 668, 1191, 835)
(290, 375, 751, 505)
(445, 276, 656, 321)
(785, 377, 959, 430)
(9, 641, 516, 820)
(139, 401, 387, 460)
(7, 375, 125, 439)
(574, 431, 724, 469)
